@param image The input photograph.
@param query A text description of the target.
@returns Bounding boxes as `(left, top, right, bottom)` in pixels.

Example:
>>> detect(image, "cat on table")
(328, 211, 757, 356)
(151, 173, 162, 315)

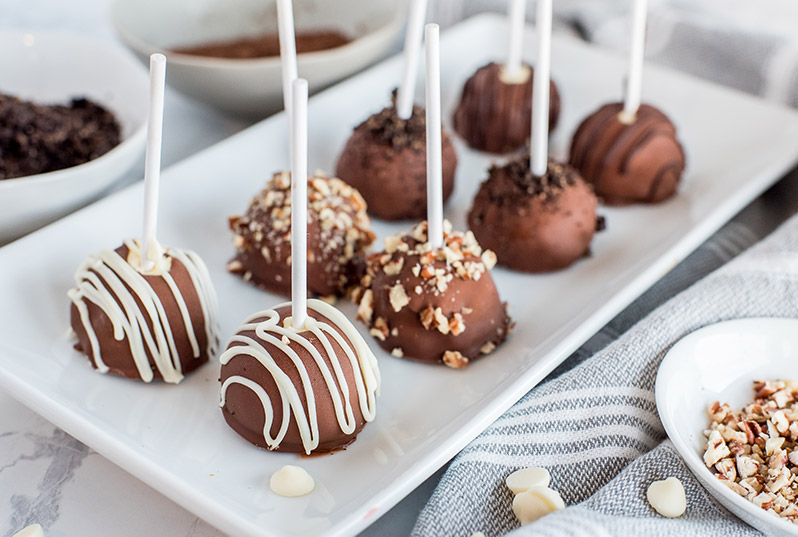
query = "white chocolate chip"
(12, 525, 44, 537)
(646, 477, 686, 518)
(270, 465, 315, 497)
(512, 486, 565, 525)
(506, 467, 551, 494)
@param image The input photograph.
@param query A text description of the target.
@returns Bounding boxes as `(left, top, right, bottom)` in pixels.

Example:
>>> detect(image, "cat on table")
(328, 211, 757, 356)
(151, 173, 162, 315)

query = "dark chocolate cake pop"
(468, 155, 603, 273)
(335, 100, 457, 221)
(219, 298, 380, 454)
(354, 221, 511, 368)
(569, 102, 686, 205)
(228, 170, 375, 299)
(452, 62, 560, 154)
(68, 239, 220, 383)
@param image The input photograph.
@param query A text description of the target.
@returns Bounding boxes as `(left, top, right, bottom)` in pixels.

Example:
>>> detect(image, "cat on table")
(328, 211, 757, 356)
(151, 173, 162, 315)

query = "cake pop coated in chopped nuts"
(228, 170, 375, 299)
(354, 220, 511, 367)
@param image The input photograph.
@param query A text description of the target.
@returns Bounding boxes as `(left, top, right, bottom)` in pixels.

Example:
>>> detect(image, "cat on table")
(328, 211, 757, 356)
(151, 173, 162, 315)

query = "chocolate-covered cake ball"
(452, 62, 560, 154)
(469, 156, 603, 273)
(219, 299, 380, 454)
(228, 170, 375, 299)
(354, 221, 511, 368)
(335, 102, 457, 221)
(68, 239, 220, 383)
(569, 102, 686, 205)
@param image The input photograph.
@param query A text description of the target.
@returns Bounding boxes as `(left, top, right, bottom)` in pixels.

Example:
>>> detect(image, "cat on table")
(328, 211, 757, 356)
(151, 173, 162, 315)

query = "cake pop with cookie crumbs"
(468, 155, 602, 272)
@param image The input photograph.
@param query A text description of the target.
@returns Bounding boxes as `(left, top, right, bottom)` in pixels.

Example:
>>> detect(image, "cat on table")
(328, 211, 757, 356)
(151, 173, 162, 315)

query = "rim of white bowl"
(0, 30, 149, 189)
(110, 0, 405, 69)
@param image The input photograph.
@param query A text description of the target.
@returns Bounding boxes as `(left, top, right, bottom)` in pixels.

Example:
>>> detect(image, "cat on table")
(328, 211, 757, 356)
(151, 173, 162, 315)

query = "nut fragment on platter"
(506, 467, 552, 494)
(269, 465, 315, 497)
(646, 477, 687, 518)
(12, 525, 44, 537)
(512, 486, 565, 525)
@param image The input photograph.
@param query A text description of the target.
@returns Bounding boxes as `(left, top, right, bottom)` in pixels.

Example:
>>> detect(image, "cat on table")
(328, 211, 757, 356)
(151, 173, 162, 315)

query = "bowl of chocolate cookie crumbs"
(112, 0, 404, 117)
(657, 318, 798, 536)
(0, 31, 148, 244)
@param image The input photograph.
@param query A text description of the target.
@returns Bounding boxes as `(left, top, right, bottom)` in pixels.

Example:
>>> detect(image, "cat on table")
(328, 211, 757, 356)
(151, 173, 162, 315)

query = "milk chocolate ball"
(228, 171, 375, 299)
(68, 240, 220, 383)
(452, 62, 560, 154)
(569, 102, 686, 205)
(335, 103, 457, 221)
(469, 156, 603, 273)
(220, 299, 380, 454)
(354, 221, 511, 368)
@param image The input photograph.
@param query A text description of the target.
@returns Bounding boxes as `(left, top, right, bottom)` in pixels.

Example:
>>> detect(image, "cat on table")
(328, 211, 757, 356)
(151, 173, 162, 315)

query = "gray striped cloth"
(411, 2, 798, 534)
(410, 174, 798, 537)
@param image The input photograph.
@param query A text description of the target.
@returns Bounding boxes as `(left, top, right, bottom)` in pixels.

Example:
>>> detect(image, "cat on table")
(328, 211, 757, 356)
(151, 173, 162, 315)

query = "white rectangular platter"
(2, 13, 798, 537)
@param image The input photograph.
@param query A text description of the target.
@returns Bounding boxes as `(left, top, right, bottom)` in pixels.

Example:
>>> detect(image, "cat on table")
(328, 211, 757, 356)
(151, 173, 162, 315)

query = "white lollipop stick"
(291, 78, 308, 329)
(505, 0, 526, 80)
(396, 0, 428, 120)
(276, 0, 298, 115)
(621, 0, 648, 123)
(530, 0, 552, 177)
(141, 53, 166, 270)
(425, 23, 443, 250)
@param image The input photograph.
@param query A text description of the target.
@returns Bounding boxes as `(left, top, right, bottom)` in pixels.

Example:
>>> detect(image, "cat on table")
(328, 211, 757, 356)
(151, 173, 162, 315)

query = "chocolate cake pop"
(68, 239, 220, 383)
(452, 62, 560, 154)
(228, 170, 375, 299)
(335, 99, 458, 221)
(354, 221, 511, 368)
(569, 102, 686, 205)
(219, 298, 380, 454)
(469, 155, 603, 273)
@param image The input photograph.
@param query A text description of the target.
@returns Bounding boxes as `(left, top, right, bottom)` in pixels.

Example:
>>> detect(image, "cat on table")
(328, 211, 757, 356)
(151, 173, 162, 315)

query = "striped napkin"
(411, 174, 798, 536)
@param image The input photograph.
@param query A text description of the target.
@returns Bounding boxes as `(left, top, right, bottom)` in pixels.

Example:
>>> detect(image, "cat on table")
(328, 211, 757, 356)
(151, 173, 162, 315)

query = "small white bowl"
(0, 31, 148, 245)
(656, 318, 798, 536)
(111, 0, 404, 118)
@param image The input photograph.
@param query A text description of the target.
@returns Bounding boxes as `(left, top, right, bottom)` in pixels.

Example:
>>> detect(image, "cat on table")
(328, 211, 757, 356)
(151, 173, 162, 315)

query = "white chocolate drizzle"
(67, 239, 220, 383)
(219, 298, 380, 454)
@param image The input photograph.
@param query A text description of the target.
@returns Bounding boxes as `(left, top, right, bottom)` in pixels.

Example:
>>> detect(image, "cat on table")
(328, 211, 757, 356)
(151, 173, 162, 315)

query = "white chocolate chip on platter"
(646, 477, 686, 518)
(512, 485, 565, 525)
(506, 466, 552, 494)
(269, 465, 315, 497)
(13, 525, 44, 537)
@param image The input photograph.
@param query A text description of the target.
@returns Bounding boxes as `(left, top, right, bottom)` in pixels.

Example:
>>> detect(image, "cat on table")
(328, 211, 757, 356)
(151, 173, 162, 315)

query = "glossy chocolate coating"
(356, 223, 511, 367)
(220, 304, 368, 454)
(228, 171, 375, 298)
(569, 102, 686, 205)
(469, 156, 601, 273)
(70, 244, 212, 381)
(335, 103, 457, 221)
(452, 62, 560, 154)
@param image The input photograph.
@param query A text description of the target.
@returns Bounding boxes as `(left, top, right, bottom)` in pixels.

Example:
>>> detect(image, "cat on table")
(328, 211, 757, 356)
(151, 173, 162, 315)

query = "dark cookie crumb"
(0, 93, 121, 180)
(358, 89, 426, 151)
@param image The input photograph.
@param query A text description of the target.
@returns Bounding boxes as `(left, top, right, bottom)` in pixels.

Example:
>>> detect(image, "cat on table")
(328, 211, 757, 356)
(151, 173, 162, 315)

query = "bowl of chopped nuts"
(656, 318, 798, 536)
(0, 31, 149, 245)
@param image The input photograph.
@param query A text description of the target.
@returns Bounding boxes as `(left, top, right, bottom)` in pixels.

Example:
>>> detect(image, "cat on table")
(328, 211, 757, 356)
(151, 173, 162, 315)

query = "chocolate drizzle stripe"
(219, 299, 380, 455)
(67, 239, 220, 383)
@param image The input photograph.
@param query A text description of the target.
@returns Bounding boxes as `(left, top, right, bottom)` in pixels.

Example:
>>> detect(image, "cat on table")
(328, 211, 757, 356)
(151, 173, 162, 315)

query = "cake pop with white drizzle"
(68, 54, 220, 383)
(220, 79, 380, 454)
